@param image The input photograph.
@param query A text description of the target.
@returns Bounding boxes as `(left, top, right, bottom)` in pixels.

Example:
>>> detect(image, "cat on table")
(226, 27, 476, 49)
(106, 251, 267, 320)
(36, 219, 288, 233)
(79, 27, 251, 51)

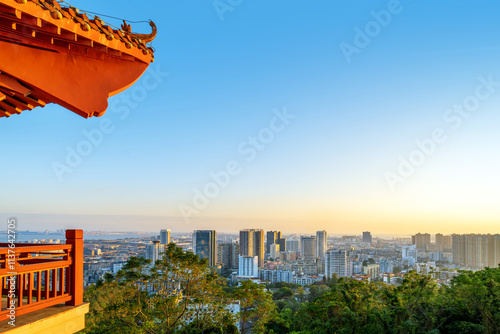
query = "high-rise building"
(266, 231, 282, 254)
(160, 229, 171, 245)
(443, 235, 453, 251)
(452, 234, 465, 266)
(240, 229, 265, 267)
(362, 231, 372, 245)
(316, 230, 327, 258)
(435, 233, 452, 252)
(435, 233, 444, 252)
(145, 240, 165, 262)
(300, 236, 317, 259)
(240, 230, 253, 257)
(488, 234, 500, 268)
(254, 229, 265, 268)
(238, 255, 259, 278)
(325, 248, 352, 278)
(412, 233, 431, 251)
(286, 239, 300, 253)
(278, 238, 287, 252)
(192, 230, 217, 266)
(218, 242, 240, 268)
(269, 243, 280, 260)
(452, 234, 500, 269)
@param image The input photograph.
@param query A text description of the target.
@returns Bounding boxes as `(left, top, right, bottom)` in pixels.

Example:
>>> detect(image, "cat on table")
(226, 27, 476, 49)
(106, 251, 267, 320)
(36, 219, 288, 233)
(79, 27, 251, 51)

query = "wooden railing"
(0, 229, 83, 320)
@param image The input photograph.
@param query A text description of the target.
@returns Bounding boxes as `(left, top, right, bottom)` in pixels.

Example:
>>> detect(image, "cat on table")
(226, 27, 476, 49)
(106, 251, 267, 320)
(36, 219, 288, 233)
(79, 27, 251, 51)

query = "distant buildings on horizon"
(141, 228, 500, 285)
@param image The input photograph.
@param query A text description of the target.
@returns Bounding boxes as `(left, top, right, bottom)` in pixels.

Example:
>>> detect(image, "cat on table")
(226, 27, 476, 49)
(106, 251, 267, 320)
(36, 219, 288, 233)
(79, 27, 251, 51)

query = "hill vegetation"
(81, 244, 500, 334)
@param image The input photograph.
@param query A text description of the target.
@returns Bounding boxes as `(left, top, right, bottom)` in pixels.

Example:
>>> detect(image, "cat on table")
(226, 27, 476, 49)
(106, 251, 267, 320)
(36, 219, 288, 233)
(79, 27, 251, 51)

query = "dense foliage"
(81, 246, 500, 334)
(267, 266, 500, 334)
(82, 244, 274, 334)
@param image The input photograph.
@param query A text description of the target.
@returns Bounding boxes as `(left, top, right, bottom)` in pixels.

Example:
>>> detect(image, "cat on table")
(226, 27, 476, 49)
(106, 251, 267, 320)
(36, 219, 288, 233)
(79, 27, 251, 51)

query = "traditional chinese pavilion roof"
(0, 0, 156, 118)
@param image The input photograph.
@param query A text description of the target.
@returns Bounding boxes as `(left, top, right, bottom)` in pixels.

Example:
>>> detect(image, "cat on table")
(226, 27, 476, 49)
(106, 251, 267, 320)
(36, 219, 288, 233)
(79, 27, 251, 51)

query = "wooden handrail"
(0, 252, 68, 263)
(0, 229, 83, 320)
(0, 244, 72, 253)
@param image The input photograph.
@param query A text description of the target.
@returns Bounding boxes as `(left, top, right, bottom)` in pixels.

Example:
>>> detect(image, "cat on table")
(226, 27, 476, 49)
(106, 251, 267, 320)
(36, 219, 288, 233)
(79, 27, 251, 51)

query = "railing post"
(65, 229, 83, 306)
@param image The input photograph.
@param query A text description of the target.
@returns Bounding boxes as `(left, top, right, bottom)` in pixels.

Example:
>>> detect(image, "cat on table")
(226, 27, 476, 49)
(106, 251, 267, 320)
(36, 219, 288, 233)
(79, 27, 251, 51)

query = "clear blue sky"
(2, 0, 500, 234)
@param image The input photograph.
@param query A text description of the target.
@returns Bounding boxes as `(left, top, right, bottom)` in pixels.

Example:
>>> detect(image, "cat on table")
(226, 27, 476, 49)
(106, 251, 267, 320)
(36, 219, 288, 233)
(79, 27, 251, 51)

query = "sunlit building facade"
(193, 230, 217, 266)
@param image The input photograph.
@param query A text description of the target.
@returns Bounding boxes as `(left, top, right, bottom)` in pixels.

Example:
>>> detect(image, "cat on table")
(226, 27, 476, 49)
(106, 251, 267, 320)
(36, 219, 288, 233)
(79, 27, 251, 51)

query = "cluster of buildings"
(452, 234, 500, 269)
(83, 237, 149, 287)
(186, 229, 373, 285)
(145, 229, 172, 261)
(82, 229, 500, 288)
(406, 233, 500, 270)
(187, 230, 500, 285)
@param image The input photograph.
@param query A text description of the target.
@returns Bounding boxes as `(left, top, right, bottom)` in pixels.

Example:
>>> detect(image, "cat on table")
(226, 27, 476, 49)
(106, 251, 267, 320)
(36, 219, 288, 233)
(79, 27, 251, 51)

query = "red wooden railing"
(0, 229, 83, 320)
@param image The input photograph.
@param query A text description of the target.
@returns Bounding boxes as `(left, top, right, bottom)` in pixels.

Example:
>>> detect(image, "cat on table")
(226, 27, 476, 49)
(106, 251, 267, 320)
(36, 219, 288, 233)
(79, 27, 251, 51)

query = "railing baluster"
(37, 271, 42, 302)
(59, 267, 64, 296)
(51, 269, 57, 298)
(44, 270, 49, 300)
(17, 273, 24, 307)
(27, 272, 33, 305)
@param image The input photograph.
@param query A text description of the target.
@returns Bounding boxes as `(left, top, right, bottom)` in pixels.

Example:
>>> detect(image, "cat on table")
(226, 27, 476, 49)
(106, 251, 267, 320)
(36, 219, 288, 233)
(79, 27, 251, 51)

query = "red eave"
(0, 0, 154, 63)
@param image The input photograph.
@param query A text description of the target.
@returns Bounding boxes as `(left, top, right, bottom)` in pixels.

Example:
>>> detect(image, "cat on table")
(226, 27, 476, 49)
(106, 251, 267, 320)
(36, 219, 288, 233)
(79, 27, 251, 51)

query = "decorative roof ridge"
(7, 0, 156, 59)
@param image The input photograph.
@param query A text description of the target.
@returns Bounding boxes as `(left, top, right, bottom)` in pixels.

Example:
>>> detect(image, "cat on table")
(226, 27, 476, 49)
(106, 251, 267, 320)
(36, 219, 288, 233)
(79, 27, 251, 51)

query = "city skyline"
(2, 212, 499, 236)
(3, 1, 500, 235)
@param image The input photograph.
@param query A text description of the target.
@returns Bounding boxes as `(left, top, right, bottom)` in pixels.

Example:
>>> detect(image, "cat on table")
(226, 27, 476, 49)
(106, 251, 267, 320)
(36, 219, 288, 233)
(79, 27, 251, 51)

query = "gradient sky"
(2, 1, 500, 235)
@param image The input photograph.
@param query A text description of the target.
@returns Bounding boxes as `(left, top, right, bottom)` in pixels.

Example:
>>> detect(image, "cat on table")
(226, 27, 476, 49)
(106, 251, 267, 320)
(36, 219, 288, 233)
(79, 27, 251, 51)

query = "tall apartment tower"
(412, 233, 431, 251)
(266, 231, 282, 254)
(452, 234, 466, 266)
(240, 229, 265, 267)
(362, 231, 372, 245)
(286, 239, 300, 253)
(160, 229, 171, 245)
(269, 243, 280, 260)
(435, 233, 444, 252)
(218, 242, 240, 268)
(316, 230, 328, 258)
(435, 233, 452, 252)
(443, 235, 452, 251)
(240, 229, 253, 257)
(145, 240, 165, 262)
(452, 234, 500, 269)
(192, 230, 217, 266)
(488, 234, 500, 268)
(300, 236, 317, 259)
(325, 248, 352, 278)
(278, 237, 287, 252)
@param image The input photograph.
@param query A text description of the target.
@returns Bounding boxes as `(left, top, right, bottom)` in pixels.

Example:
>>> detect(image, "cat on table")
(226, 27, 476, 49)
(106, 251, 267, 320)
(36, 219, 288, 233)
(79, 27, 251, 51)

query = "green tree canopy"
(232, 280, 276, 334)
(83, 244, 236, 333)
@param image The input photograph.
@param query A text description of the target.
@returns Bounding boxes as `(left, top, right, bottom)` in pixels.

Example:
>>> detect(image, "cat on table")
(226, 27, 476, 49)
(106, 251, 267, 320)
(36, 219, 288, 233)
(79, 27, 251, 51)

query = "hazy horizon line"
(1, 212, 498, 236)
